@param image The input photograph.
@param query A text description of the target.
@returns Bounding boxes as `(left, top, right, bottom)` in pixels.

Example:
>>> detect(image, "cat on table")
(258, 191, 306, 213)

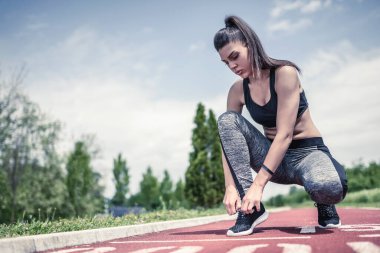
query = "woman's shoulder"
(230, 78, 244, 91)
(273, 65, 300, 92)
(274, 65, 299, 78)
(227, 78, 245, 108)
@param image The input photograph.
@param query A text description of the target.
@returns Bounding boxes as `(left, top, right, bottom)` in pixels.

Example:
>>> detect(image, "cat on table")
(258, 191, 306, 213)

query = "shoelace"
(236, 211, 251, 223)
(236, 211, 245, 221)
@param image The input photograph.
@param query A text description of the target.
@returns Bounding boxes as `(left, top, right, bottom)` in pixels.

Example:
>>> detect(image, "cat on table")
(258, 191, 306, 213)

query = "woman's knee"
(217, 111, 241, 131)
(305, 181, 344, 204)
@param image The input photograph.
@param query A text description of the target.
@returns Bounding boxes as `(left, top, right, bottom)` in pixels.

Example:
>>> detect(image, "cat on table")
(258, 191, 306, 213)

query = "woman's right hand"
(223, 185, 242, 215)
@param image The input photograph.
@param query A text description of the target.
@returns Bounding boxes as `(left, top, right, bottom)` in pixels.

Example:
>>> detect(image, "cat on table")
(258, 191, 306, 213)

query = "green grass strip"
(0, 207, 225, 239)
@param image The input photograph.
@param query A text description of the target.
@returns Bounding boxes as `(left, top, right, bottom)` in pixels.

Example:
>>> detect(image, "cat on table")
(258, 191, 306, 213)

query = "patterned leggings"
(218, 111, 348, 204)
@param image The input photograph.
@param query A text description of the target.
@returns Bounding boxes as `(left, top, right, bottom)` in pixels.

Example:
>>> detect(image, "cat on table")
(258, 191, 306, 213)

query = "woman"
(214, 15, 348, 237)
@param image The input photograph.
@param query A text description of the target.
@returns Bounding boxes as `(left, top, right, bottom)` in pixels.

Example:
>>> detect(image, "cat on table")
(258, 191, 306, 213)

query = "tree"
(159, 170, 174, 209)
(185, 103, 209, 207)
(206, 109, 224, 207)
(345, 160, 380, 192)
(131, 166, 161, 210)
(173, 178, 188, 209)
(0, 170, 11, 223)
(0, 68, 66, 222)
(66, 141, 104, 216)
(185, 103, 224, 208)
(111, 153, 130, 206)
(17, 159, 68, 221)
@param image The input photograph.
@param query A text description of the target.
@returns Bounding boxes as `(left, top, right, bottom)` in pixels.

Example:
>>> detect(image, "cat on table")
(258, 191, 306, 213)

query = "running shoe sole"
(318, 220, 341, 228)
(226, 211, 269, 237)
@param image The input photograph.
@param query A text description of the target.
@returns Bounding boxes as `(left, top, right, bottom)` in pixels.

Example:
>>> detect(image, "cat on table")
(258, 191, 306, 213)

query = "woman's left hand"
(241, 182, 264, 214)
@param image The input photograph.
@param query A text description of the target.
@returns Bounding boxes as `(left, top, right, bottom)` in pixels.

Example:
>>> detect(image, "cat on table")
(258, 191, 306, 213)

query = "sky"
(1, 0, 380, 201)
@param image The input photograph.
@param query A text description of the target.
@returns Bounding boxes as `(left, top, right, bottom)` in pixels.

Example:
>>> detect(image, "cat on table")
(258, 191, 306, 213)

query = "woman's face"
(218, 41, 252, 78)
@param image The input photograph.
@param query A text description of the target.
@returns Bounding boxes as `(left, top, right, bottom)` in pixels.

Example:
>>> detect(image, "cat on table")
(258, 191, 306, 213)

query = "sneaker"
(315, 203, 341, 228)
(226, 202, 269, 236)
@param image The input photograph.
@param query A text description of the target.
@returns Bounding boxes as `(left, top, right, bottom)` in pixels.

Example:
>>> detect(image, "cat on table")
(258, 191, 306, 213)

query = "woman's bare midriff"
(264, 108, 322, 141)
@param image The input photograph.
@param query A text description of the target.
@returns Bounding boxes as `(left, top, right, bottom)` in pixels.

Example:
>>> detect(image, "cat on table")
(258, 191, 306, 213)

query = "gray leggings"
(218, 111, 348, 204)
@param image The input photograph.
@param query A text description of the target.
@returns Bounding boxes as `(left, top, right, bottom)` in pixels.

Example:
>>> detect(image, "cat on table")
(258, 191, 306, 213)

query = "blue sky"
(1, 0, 380, 199)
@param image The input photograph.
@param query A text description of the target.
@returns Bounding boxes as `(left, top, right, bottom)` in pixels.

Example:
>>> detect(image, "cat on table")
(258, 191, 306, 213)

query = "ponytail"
(214, 15, 301, 78)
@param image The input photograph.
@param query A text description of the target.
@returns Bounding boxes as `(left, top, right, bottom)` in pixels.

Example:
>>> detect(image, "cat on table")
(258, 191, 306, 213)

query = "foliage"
(341, 188, 380, 204)
(345, 160, 380, 192)
(66, 141, 105, 217)
(206, 109, 224, 206)
(0, 69, 66, 223)
(0, 170, 11, 222)
(159, 170, 174, 210)
(185, 103, 224, 208)
(265, 186, 310, 207)
(111, 153, 130, 206)
(173, 179, 188, 209)
(128, 166, 161, 210)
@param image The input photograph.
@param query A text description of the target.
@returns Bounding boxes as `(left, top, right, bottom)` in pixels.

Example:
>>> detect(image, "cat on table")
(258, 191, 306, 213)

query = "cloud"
(42, 76, 197, 198)
(301, 40, 380, 166)
(269, 0, 333, 34)
(26, 22, 49, 31)
(270, 0, 304, 18)
(188, 41, 206, 52)
(268, 18, 312, 33)
(142, 26, 153, 34)
(22, 26, 221, 198)
(271, 0, 332, 18)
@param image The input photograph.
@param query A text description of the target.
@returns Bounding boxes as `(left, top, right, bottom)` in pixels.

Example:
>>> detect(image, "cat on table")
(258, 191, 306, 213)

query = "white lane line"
(278, 243, 312, 253)
(170, 246, 203, 253)
(347, 241, 380, 253)
(344, 207, 380, 211)
(130, 247, 176, 253)
(82, 247, 116, 253)
(51, 248, 92, 253)
(300, 226, 316, 234)
(340, 224, 380, 232)
(359, 234, 380, 238)
(110, 236, 311, 244)
(227, 244, 268, 253)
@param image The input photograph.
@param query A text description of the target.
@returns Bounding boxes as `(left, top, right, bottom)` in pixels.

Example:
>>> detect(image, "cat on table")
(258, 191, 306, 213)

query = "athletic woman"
(214, 15, 348, 236)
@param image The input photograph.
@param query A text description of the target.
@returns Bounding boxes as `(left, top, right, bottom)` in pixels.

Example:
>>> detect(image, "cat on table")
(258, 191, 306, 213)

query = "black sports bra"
(243, 67, 309, 128)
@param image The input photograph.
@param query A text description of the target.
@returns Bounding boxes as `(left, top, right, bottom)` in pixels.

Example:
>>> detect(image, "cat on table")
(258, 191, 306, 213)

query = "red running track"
(41, 207, 380, 253)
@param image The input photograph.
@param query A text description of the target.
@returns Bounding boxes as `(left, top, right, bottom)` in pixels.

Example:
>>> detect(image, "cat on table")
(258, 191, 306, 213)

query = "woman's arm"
(241, 66, 301, 213)
(256, 66, 300, 184)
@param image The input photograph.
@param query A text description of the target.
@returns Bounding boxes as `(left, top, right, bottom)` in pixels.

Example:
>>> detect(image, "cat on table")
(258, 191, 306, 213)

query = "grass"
(0, 207, 225, 239)
(265, 188, 380, 209)
(337, 188, 380, 208)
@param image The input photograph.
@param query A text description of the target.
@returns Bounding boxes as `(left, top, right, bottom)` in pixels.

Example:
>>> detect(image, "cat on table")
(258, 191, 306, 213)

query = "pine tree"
(111, 153, 130, 206)
(185, 103, 224, 208)
(135, 166, 161, 210)
(206, 109, 224, 207)
(159, 170, 174, 209)
(173, 179, 187, 209)
(185, 103, 210, 207)
(66, 141, 104, 216)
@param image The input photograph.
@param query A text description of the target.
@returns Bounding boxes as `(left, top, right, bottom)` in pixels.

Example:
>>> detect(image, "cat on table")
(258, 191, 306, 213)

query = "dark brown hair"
(214, 15, 301, 78)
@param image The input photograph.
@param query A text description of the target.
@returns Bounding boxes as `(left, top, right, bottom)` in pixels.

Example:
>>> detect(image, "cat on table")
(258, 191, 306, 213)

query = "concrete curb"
(0, 214, 235, 253)
(0, 207, 290, 253)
